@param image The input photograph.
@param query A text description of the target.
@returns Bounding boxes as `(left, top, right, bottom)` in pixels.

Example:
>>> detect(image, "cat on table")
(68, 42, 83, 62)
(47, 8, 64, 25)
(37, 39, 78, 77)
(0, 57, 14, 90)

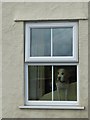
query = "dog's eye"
(62, 73, 64, 75)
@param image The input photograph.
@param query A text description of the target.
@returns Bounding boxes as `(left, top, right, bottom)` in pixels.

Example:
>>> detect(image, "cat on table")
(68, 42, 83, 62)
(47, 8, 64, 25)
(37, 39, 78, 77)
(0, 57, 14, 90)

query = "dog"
(56, 68, 70, 101)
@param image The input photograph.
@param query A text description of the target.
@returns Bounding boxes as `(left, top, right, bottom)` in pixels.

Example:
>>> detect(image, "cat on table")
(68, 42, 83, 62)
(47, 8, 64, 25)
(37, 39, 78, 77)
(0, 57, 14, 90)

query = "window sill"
(19, 105, 85, 110)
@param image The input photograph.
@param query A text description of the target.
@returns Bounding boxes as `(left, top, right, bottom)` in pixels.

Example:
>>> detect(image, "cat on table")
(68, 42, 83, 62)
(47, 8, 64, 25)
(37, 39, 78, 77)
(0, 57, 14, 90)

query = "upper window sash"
(25, 22, 78, 62)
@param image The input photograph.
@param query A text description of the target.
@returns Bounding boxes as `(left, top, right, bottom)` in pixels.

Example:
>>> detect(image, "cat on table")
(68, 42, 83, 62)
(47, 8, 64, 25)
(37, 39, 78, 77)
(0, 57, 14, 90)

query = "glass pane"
(28, 66, 52, 100)
(53, 28, 73, 56)
(30, 28, 51, 56)
(53, 66, 77, 101)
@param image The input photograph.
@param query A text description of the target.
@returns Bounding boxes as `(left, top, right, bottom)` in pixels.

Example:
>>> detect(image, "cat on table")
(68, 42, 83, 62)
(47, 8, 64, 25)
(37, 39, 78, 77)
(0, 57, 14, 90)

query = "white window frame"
(25, 21, 79, 107)
(25, 22, 78, 63)
(25, 63, 79, 106)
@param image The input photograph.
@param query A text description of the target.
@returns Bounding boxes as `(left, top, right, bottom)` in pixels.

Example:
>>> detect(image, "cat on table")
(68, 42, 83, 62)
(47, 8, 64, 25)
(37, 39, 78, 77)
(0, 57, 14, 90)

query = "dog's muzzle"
(58, 76, 65, 83)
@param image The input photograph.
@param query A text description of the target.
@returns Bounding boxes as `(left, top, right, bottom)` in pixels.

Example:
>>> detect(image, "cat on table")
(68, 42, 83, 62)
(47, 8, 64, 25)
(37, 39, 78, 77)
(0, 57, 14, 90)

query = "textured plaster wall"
(0, 2, 2, 120)
(14, 2, 88, 21)
(2, 2, 88, 118)
(88, 2, 90, 120)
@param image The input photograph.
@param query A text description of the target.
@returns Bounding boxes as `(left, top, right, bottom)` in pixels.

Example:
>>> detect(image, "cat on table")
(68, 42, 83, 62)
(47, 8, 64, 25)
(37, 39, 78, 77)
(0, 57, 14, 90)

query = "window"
(25, 22, 79, 107)
(25, 22, 78, 62)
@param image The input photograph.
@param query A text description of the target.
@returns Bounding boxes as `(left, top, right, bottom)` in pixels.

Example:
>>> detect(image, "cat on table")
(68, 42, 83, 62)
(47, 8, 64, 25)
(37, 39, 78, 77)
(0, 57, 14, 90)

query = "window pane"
(30, 28, 51, 56)
(53, 66, 77, 101)
(28, 66, 52, 100)
(53, 28, 73, 56)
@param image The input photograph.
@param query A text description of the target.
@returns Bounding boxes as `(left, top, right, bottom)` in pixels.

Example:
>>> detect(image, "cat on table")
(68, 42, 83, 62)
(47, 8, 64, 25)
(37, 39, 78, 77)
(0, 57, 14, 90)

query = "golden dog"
(56, 68, 70, 101)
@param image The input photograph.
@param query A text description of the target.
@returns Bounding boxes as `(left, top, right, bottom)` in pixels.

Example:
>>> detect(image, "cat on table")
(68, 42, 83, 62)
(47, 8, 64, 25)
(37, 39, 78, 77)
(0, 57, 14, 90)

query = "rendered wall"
(88, 2, 90, 120)
(2, 2, 88, 118)
(0, 1, 2, 120)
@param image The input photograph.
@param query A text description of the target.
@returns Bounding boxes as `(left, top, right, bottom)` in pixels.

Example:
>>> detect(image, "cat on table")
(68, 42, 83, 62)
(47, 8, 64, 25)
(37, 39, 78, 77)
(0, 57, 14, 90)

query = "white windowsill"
(19, 105, 85, 110)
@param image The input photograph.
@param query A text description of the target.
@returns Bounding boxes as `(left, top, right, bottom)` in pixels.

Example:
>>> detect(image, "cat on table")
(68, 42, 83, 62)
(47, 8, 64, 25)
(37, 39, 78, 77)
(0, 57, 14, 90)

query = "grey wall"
(2, 2, 88, 118)
(88, 1, 90, 120)
(0, 1, 2, 120)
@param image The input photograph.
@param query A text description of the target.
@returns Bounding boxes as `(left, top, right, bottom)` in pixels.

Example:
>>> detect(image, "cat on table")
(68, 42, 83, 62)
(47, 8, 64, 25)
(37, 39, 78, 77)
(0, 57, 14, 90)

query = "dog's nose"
(58, 77, 61, 81)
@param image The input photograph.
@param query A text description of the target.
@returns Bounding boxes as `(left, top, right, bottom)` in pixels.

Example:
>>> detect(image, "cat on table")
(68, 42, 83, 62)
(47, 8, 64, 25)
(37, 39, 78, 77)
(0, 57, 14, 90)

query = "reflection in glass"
(28, 66, 52, 100)
(28, 65, 77, 101)
(53, 66, 77, 101)
(53, 28, 73, 56)
(30, 28, 51, 56)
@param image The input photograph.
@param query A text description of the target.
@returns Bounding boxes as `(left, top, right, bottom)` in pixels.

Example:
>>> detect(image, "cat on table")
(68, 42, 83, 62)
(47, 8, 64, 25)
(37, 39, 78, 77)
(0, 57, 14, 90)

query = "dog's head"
(57, 68, 70, 83)
(57, 69, 65, 82)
